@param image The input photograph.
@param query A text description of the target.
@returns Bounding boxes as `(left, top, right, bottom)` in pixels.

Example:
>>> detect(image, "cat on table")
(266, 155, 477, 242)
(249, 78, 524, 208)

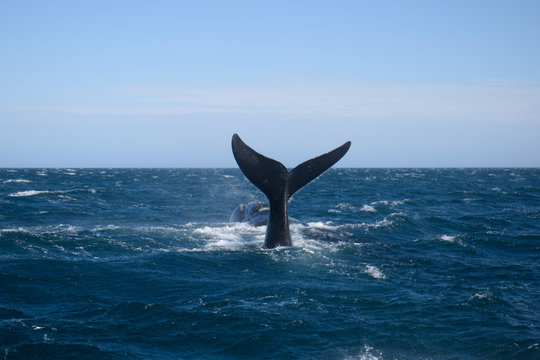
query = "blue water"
(1, 168, 539, 359)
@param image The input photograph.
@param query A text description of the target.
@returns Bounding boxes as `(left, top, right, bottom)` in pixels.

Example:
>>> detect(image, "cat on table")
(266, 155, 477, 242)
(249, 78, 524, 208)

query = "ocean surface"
(1, 168, 539, 360)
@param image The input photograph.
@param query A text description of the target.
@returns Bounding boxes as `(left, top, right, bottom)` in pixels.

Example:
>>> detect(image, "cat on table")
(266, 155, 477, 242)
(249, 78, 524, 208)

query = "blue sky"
(1, 0, 539, 167)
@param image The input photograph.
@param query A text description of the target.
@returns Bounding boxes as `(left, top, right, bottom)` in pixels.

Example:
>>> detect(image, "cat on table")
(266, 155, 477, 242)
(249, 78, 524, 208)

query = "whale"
(230, 201, 271, 227)
(230, 200, 299, 227)
(231, 133, 351, 248)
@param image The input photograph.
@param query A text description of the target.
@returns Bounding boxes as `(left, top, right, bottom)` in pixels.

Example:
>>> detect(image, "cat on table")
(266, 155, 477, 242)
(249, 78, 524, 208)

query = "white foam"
(364, 265, 386, 279)
(190, 221, 346, 252)
(344, 345, 382, 360)
(360, 204, 376, 212)
(470, 292, 492, 301)
(371, 199, 410, 207)
(51, 224, 80, 233)
(194, 226, 240, 239)
(436, 234, 468, 247)
(305, 221, 339, 231)
(58, 195, 76, 201)
(7, 188, 94, 198)
(369, 216, 396, 229)
(134, 225, 186, 233)
(94, 224, 123, 231)
(3, 179, 31, 183)
(330, 202, 360, 213)
(440, 234, 456, 242)
(193, 223, 265, 250)
(339, 212, 406, 229)
(0, 227, 30, 233)
(8, 190, 52, 197)
(336, 202, 355, 210)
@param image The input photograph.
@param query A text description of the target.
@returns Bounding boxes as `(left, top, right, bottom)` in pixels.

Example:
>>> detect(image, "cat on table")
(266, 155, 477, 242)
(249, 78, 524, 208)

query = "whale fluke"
(231, 133, 351, 248)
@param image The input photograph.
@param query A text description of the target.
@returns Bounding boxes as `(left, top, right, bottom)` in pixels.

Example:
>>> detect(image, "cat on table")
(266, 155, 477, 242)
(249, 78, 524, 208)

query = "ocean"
(1, 168, 538, 359)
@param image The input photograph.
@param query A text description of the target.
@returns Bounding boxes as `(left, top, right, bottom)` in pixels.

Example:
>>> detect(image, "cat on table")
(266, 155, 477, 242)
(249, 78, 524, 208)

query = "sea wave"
(8, 190, 56, 197)
(344, 345, 383, 360)
(1, 168, 538, 359)
(436, 234, 467, 247)
(3, 179, 32, 183)
(193, 223, 266, 249)
(342, 212, 407, 230)
(329, 200, 410, 214)
(364, 265, 386, 280)
(360, 204, 376, 212)
(7, 188, 97, 197)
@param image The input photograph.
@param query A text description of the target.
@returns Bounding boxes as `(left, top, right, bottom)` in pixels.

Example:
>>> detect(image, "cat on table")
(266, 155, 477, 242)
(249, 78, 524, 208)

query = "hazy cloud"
(28, 80, 540, 123)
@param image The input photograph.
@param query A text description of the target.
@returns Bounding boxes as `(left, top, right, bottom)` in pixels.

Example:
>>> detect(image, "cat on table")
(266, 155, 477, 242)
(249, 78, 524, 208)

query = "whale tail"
(231, 133, 351, 248)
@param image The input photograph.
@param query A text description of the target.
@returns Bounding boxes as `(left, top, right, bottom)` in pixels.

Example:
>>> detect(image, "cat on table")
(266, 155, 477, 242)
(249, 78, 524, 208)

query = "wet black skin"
(231, 134, 351, 248)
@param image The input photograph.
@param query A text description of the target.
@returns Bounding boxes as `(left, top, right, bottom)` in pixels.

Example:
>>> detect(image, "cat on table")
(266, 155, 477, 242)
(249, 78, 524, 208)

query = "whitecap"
(360, 204, 376, 212)
(371, 199, 410, 207)
(3, 179, 31, 183)
(8, 190, 52, 197)
(58, 195, 76, 201)
(364, 265, 386, 279)
(50, 224, 80, 233)
(440, 234, 456, 242)
(193, 223, 265, 250)
(344, 345, 383, 360)
(391, 199, 410, 205)
(343, 212, 406, 230)
(134, 225, 185, 233)
(469, 292, 493, 302)
(305, 221, 339, 231)
(370, 217, 394, 229)
(0, 227, 29, 233)
(8, 188, 91, 198)
(333, 202, 357, 212)
(93, 224, 123, 231)
(437, 234, 468, 247)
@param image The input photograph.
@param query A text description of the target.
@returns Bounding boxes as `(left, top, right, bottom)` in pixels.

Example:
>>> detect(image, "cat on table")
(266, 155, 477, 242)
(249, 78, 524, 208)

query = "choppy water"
(1, 168, 539, 359)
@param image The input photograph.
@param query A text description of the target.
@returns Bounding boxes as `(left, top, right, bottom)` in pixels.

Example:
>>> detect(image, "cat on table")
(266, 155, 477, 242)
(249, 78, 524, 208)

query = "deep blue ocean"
(1, 168, 539, 359)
